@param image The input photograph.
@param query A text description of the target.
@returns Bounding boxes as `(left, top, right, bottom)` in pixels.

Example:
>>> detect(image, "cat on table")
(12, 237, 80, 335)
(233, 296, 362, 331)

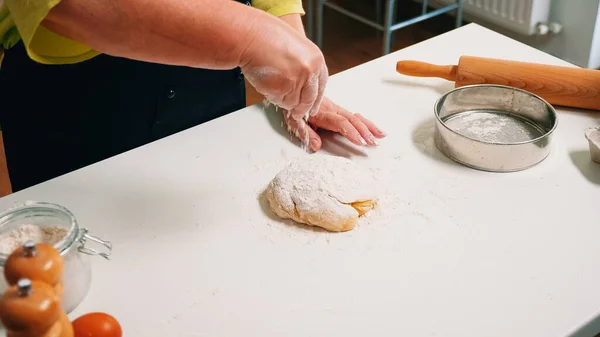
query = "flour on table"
(266, 154, 381, 232)
(0, 224, 69, 255)
(263, 98, 311, 152)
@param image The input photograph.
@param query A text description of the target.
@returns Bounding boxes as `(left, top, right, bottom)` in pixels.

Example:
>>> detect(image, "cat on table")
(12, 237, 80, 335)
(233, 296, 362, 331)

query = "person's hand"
(240, 21, 328, 121)
(284, 97, 387, 151)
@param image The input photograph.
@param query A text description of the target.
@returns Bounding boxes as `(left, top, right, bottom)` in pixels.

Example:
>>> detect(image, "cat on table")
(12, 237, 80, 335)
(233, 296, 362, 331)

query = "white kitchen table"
(1, 23, 599, 337)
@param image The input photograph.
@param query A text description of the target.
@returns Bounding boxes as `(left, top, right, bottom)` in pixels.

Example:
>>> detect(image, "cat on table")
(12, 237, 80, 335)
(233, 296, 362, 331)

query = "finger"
(285, 113, 323, 151)
(314, 113, 366, 146)
(278, 82, 300, 114)
(306, 125, 322, 151)
(355, 113, 387, 138)
(334, 108, 378, 146)
(289, 73, 319, 121)
(308, 64, 328, 117)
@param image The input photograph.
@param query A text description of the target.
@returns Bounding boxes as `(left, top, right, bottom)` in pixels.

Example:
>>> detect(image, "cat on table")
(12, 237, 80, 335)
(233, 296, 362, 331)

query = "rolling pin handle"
(396, 60, 458, 82)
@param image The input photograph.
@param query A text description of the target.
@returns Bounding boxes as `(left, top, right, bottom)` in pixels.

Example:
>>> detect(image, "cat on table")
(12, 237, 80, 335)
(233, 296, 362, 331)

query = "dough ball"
(266, 155, 379, 232)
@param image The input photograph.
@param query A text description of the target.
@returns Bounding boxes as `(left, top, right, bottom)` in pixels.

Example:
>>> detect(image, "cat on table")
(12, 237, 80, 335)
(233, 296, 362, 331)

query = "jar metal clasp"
(76, 228, 112, 260)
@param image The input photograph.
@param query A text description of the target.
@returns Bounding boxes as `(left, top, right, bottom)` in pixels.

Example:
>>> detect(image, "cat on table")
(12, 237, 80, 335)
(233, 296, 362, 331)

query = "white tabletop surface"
(1, 23, 599, 337)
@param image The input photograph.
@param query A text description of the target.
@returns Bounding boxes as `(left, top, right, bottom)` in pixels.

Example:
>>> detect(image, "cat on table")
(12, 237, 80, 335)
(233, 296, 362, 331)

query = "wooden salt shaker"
(0, 278, 74, 337)
(3, 241, 64, 297)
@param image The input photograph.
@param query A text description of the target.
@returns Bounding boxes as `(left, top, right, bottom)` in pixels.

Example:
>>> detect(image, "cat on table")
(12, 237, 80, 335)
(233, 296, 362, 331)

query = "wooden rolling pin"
(396, 56, 600, 111)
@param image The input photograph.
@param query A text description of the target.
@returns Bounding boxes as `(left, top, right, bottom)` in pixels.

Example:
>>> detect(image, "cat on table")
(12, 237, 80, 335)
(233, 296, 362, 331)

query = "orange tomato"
(72, 312, 122, 337)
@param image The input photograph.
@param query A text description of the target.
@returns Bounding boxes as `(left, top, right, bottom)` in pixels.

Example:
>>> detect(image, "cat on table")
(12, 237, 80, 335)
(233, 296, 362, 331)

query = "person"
(0, 0, 387, 192)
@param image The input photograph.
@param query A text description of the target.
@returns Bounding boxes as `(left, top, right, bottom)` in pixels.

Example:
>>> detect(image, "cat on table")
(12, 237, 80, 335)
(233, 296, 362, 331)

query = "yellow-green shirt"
(0, 0, 304, 66)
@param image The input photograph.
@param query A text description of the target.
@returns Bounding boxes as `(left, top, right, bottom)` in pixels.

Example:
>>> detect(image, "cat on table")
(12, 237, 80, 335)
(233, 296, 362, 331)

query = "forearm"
(42, 0, 282, 69)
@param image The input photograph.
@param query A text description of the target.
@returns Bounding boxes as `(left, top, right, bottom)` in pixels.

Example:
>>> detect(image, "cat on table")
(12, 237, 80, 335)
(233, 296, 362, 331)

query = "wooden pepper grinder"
(0, 278, 74, 337)
(3, 240, 64, 297)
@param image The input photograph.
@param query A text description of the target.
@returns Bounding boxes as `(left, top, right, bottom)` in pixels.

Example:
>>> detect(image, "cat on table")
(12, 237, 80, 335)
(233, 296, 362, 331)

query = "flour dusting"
(264, 98, 311, 152)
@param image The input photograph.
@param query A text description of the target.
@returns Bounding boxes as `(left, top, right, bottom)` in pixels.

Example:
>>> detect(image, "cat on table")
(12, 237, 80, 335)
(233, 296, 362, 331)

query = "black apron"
(0, 0, 250, 192)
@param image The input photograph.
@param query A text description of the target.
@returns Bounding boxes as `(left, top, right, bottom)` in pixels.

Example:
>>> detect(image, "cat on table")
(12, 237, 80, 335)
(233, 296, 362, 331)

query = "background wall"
(505, 0, 600, 69)
(588, 1, 600, 69)
(424, 0, 600, 69)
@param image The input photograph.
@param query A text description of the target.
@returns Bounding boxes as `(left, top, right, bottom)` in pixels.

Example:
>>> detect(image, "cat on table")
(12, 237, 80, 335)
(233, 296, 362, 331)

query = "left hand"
(284, 97, 387, 152)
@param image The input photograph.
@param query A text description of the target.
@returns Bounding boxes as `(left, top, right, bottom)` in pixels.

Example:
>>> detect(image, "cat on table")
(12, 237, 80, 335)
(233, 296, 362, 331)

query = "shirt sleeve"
(1, 0, 98, 65)
(252, 0, 305, 17)
(0, 4, 21, 50)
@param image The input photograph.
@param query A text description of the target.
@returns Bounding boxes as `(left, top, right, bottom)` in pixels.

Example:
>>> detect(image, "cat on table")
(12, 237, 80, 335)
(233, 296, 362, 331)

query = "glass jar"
(0, 201, 112, 314)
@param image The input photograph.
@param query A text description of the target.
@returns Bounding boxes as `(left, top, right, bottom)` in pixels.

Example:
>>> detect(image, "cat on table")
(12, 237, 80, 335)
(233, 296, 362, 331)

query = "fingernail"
(310, 138, 320, 151)
(359, 136, 367, 145)
(378, 129, 388, 137)
(369, 136, 380, 146)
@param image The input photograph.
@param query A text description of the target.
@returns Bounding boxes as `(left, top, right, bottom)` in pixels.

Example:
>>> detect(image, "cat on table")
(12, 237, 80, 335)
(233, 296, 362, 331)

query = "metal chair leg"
(455, 0, 464, 27)
(390, 0, 398, 46)
(306, 0, 314, 40)
(376, 0, 382, 37)
(316, 0, 324, 48)
(382, 0, 395, 55)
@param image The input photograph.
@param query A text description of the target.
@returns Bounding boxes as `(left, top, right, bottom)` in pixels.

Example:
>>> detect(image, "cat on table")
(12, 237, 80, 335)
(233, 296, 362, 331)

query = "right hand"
(240, 21, 328, 121)
(283, 97, 387, 151)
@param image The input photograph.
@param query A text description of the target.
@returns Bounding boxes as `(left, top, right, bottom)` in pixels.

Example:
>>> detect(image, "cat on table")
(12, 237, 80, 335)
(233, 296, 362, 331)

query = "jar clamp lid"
(0, 201, 112, 265)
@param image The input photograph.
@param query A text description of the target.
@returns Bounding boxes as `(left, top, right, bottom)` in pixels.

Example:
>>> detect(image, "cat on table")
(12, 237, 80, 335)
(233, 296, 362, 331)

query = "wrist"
(279, 13, 306, 37)
(236, 12, 279, 68)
